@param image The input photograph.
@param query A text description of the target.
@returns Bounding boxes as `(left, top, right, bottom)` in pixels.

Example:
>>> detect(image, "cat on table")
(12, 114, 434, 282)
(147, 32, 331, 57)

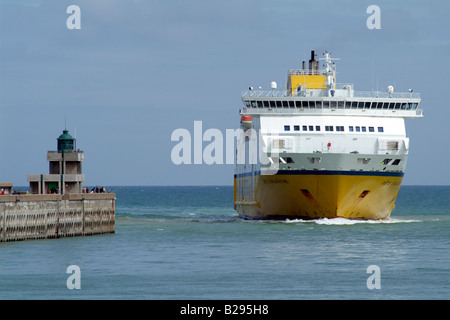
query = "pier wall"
(0, 193, 115, 242)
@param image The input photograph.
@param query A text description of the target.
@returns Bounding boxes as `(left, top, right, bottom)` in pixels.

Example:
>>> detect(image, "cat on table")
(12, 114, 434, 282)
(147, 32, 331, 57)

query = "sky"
(0, 0, 449, 186)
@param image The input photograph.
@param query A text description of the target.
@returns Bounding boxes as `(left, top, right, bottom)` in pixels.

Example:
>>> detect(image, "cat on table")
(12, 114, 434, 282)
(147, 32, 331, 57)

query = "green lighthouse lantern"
(57, 129, 76, 152)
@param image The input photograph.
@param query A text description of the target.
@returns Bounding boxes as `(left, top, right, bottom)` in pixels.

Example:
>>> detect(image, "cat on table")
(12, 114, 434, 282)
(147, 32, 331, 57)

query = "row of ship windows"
(284, 125, 384, 133)
(245, 100, 419, 110)
(270, 156, 401, 166)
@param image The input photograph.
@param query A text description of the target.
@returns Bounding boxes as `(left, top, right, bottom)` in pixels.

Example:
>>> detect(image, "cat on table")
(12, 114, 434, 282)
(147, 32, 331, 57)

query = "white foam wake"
(284, 217, 421, 225)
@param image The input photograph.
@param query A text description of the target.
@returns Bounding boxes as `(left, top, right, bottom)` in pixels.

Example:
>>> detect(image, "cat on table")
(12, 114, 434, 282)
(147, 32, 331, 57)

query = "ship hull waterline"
(234, 171, 403, 220)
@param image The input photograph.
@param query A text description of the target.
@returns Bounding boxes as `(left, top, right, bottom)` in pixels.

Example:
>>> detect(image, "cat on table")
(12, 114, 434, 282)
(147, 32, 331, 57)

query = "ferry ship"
(234, 50, 422, 220)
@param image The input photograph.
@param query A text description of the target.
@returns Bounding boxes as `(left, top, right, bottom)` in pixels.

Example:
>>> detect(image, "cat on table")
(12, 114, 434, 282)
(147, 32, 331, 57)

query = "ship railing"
(242, 90, 291, 98)
(241, 89, 420, 99)
(288, 69, 327, 76)
(353, 91, 420, 99)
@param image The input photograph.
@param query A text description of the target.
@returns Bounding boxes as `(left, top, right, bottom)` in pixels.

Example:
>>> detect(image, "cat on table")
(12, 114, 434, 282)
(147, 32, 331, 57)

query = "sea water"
(0, 185, 449, 300)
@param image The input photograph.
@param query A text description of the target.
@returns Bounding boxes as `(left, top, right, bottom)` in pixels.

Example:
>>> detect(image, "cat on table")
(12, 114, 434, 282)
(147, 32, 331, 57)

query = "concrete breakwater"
(0, 193, 115, 242)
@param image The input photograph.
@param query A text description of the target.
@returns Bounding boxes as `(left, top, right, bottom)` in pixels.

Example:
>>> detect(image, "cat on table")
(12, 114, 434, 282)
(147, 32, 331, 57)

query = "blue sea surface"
(0, 185, 449, 300)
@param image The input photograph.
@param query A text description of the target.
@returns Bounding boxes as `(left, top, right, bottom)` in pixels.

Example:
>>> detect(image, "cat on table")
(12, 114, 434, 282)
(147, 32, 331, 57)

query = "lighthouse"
(28, 129, 85, 194)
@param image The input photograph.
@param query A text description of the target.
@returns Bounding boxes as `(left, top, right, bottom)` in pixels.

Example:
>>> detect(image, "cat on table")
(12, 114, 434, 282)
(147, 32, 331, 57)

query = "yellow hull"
(234, 171, 403, 220)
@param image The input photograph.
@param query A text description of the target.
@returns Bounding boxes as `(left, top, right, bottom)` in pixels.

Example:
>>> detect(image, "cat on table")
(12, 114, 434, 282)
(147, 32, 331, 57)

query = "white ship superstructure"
(234, 51, 422, 220)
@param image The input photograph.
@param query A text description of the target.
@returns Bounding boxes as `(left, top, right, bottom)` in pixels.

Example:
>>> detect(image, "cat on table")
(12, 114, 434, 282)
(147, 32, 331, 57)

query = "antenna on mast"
(319, 51, 340, 96)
